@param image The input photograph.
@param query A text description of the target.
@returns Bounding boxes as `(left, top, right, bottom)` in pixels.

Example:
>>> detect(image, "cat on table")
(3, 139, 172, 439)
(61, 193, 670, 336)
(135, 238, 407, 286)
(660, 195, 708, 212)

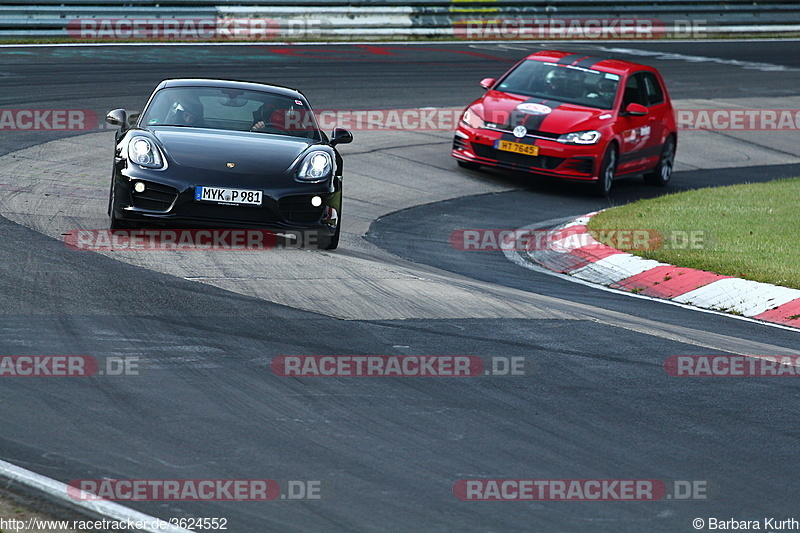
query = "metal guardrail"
(1, 1, 799, 40)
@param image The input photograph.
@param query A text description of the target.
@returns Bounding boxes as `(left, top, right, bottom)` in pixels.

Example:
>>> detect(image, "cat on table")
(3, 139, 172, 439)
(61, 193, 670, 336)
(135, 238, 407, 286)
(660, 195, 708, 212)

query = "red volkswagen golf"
(452, 50, 677, 195)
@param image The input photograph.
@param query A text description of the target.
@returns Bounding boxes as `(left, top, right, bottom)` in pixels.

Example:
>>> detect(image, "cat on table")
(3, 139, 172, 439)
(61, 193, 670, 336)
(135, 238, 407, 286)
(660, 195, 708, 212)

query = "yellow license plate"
(496, 140, 539, 156)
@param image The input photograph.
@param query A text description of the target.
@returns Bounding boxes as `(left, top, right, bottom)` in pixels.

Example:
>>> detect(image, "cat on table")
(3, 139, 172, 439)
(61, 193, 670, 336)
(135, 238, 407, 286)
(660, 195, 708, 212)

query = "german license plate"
(496, 140, 539, 157)
(195, 186, 262, 206)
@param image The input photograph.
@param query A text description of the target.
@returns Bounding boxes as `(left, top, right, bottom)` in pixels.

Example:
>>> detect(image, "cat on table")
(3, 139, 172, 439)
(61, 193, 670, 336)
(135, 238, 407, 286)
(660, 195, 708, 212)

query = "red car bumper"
(452, 124, 604, 182)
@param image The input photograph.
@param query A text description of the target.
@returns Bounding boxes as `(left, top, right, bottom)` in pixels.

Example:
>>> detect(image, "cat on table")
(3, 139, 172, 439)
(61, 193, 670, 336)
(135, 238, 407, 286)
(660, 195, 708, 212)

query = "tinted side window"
(621, 74, 647, 108)
(642, 72, 664, 106)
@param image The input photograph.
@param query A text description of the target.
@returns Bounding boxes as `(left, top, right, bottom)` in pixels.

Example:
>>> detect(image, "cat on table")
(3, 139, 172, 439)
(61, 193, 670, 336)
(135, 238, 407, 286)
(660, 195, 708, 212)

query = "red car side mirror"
(624, 103, 648, 116)
(480, 78, 496, 90)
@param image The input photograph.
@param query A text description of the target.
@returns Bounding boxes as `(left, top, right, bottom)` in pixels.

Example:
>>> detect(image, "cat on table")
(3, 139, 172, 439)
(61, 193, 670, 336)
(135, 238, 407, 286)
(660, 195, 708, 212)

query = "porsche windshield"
(495, 60, 620, 110)
(139, 87, 321, 140)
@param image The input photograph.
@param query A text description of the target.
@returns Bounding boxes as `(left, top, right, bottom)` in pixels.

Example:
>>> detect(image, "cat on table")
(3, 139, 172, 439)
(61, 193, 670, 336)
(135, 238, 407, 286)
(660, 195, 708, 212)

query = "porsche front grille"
(279, 196, 325, 224)
(131, 182, 179, 212)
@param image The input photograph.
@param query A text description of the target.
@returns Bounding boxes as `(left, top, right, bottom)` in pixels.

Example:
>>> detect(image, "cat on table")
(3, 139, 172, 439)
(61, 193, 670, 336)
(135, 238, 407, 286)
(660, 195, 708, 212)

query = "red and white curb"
(506, 212, 800, 329)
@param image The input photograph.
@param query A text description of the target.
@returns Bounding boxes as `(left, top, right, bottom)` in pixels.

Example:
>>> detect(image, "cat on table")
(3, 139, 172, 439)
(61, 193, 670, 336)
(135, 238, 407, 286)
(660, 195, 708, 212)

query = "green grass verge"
(587, 178, 800, 290)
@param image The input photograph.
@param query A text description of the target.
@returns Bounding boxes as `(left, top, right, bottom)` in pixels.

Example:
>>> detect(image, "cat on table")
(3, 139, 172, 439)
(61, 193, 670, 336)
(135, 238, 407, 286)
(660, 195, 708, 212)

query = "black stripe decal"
(619, 143, 663, 163)
(504, 97, 546, 131)
(535, 100, 564, 130)
(556, 54, 584, 65)
(525, 100, 563, 131)
(573, 56, 602, 69)
(501, 98, 564, 141)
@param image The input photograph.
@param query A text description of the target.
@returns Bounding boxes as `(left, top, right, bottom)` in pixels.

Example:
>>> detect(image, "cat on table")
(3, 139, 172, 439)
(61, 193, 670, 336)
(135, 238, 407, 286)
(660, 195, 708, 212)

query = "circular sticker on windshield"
(516, 103, 552, 115)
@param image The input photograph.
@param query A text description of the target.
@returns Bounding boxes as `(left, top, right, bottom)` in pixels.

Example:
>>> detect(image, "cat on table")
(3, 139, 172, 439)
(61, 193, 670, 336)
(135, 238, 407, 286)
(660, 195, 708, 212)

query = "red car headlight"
(557, 130, 602, 145)
(461, 107, 486, 129)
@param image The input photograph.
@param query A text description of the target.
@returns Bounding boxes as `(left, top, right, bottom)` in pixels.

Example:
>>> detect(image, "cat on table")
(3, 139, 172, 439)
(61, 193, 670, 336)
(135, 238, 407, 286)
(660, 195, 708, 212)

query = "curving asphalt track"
(1, 41, 800, 532)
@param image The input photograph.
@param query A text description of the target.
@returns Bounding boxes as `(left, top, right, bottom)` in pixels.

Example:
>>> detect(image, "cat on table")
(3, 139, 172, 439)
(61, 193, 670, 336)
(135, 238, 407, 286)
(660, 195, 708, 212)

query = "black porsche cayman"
(106, 79, 352, 249)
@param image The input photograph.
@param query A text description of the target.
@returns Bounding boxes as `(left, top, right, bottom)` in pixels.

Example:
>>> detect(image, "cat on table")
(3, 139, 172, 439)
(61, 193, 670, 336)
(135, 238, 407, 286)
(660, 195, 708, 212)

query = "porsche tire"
(109, 185, 135, 230)
(318, 222, 340, 250)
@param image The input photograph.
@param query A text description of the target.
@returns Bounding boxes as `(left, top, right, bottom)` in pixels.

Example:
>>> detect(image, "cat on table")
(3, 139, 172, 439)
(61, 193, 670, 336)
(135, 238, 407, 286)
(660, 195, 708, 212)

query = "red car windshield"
(495, 60, 620, 110)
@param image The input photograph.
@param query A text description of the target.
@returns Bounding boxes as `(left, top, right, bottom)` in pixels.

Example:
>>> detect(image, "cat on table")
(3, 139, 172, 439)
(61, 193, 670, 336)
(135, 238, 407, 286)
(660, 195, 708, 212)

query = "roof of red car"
(525, 50, 657, 76)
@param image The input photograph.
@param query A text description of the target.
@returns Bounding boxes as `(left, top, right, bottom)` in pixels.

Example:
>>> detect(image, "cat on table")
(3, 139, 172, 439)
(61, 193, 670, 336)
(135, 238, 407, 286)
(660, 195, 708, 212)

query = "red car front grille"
(561, 157, 595, 175)
(472, 143, 566, 170)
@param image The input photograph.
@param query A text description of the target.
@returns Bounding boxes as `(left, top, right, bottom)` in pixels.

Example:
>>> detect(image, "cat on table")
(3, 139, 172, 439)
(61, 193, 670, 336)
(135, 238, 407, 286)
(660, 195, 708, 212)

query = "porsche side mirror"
(480, 78, 496, 90)
(330, 127, 353, 146)
(106, 109, 128, 127)
(623, 103, 648, 117)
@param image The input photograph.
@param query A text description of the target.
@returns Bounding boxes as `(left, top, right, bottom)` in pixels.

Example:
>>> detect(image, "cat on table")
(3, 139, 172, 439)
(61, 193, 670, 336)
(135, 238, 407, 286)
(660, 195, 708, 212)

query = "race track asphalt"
(0, 41, 799, 532)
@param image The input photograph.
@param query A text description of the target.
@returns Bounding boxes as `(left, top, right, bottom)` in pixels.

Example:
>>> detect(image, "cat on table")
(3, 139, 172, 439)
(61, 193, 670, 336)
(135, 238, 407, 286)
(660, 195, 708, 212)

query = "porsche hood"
(149, 127, 316, 175)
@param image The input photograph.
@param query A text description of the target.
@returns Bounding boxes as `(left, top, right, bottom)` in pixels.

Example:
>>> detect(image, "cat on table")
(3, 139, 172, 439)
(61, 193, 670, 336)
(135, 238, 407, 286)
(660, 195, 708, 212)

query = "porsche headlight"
(298, 151, 332, 182)
(128, 136, 165, 169)
(557, 130, 602, 145)
(461, 107, 486, 129)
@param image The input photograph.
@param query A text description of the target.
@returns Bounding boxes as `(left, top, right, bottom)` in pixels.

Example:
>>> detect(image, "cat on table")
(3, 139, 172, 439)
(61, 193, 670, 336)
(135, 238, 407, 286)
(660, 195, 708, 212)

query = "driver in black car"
(175, 98, 204, 127)
(251, 102, 280, 132)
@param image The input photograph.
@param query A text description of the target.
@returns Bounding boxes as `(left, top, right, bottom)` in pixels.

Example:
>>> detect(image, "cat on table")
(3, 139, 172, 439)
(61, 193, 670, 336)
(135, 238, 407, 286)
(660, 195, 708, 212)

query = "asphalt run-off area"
(0, 40, 799, 532)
